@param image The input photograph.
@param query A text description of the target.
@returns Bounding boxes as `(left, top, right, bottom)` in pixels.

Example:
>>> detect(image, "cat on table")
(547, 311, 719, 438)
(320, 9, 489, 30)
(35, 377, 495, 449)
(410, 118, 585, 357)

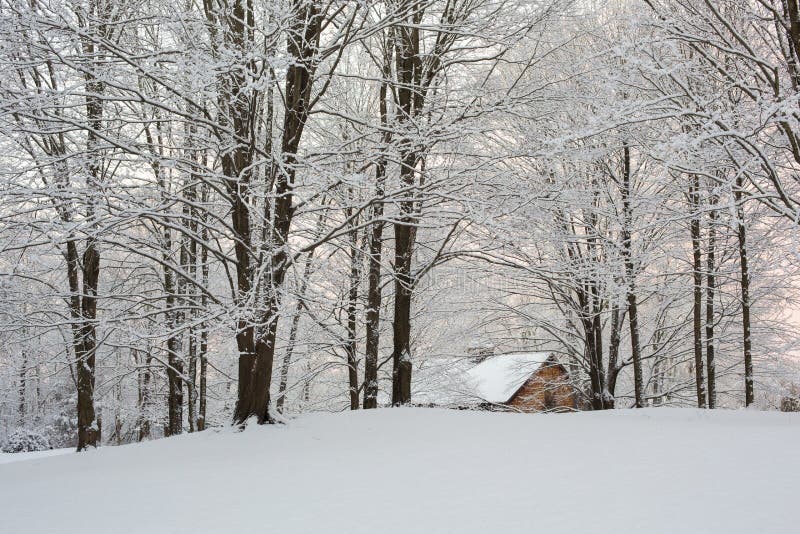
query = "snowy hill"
(1, 408, 798, 534)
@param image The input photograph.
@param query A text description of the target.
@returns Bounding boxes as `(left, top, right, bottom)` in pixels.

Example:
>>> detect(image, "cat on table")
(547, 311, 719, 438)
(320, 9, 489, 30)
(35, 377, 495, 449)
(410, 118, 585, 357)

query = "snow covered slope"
(0, 447, 72, 465)
(1, 409, 798, 534)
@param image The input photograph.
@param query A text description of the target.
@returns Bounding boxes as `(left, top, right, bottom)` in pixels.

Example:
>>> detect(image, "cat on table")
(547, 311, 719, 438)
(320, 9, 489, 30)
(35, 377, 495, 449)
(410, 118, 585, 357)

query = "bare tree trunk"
(198, 183, 210, 430)
(621, 142, 644, 407)
(362, 196, 384, 409)
(232, 1, 322, 425)
(114, 351, 123, 445)
(689, 174, 707, 408)
(75, 0, 105, 451)
(649, 306, 669, 406)
(301, 359, 312, 407)
(145, 119, 183, 437)
(164, 235, 184, 436)
(18, 348, 27, 426)
(590, 284, 606, 408)
(392, 203, 414, 405)
(137, 349, 152, 441)
(579, 283, 605, 411)
(187, 330, 197, 432)
(203, 0, 258, 426)
(76, 237, 101, 450)
(198, 328, 208, 430)
(65, 237, 98, 450)
(34, 363, 41, 423)
(345, 191, 361, 410)
(605, 303, 622, 408)
(185, 170, 199, 432)
(734, 177, 754, 406)
(706, 193, 718, 409)
(363, 44, 392, 409)
(391, 11, 422, 405)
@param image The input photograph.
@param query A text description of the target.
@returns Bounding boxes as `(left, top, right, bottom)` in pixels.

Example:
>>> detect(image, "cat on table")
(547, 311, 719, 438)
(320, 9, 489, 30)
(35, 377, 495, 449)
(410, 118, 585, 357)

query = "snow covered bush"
(781, 395, 800, 412)
(44, 408, 78, 448)
(2, 428, 52, 453)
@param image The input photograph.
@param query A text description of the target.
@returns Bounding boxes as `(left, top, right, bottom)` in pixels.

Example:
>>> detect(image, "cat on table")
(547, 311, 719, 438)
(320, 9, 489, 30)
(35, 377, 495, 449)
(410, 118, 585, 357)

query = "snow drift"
(0, 408, 798, 534)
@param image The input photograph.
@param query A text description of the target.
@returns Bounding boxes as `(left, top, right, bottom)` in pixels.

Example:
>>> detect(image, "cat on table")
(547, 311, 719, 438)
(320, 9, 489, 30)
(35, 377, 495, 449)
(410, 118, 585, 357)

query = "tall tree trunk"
(164, 232, 184, 436)
(137, 349, 152, 441)
(689, 174, 707, 408)
(75, 0, 105, 451)
(363, 45, 392, 409)
(362, 197, 384, 409)
(204, 0, 258, 426)
(18, 348, 27, 426)
(391, 12, 422, 405)
(198, 181, 210, 430)
(198, 328, 208, 430)
(605, 303, 622, 408)
(66, 237, 98, 450)
(232, 1, 322, 424)
(391, 199, 414, 405)
(590, 285, 606, 408)
(185, 169, 199, 432)
(580, 285, 605, 411)
(617, 305, 643, 410)
(734, 177, 754, 407)
(649, 307, 669, 406)
(114, 351, 123, 445)
(621, 142, 644, 407)
(706, 193, 718, 409)
(145, 119, 183, 437)
(77, 237, 101, 450)
(345, 204, 361, 411)
(34, 363, 41, 423)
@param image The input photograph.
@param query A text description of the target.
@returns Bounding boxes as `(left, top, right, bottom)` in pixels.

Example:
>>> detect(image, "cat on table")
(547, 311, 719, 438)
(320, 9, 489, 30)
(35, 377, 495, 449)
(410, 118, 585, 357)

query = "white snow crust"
(1, 408, 798, 534)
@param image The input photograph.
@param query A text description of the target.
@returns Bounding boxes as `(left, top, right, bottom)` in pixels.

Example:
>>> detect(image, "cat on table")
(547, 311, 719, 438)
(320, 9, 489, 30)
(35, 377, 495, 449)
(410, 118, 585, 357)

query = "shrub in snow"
(780, 395, 800, 412)
(2, 429, 52, 453)
(44, 409, 78, 448)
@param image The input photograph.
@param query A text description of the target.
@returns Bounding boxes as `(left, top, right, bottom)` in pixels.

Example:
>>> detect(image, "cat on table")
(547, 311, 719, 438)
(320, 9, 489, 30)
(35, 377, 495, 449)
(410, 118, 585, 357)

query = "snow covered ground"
(0, 408, 797, 534)
(0, 447, 72, 465)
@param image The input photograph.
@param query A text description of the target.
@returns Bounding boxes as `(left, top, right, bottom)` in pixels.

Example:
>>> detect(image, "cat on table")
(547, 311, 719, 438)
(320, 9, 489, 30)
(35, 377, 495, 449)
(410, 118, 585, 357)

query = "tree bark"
(705, 193, 718, 409)
(75, 3, 104, 449)
(391, 192, 414, 406)
(345, 202, 361, 411)
(198, 182, 210, 430)
(136, 349, 152, 441)
(185, 167, 199, 433)
(363, 44, 392, 409)
(621, 142, 644, 407)
(18, 348, 27, 426)
(605, 303, 622, 408)
(232, 1, 322, 425)
(164, 229, 184, 436)
(734, 177, 754, 407)
(391, 9, 423, 405)
(689, 174, 707, 408)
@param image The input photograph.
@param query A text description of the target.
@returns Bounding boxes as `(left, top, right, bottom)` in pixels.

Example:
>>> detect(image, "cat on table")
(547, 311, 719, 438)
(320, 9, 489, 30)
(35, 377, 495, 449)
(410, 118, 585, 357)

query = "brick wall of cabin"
(506, 364, 576, 412)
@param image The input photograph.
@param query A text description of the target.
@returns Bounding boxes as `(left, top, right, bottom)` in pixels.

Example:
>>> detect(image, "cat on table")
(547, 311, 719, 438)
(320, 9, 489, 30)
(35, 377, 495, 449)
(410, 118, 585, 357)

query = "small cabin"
(411, 352, 577, 412)
(466, 352, 576, 412)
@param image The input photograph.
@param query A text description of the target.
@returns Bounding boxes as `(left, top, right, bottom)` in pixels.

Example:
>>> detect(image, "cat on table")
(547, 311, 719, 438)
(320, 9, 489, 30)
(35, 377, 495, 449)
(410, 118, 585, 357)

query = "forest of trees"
(2, 0, 800, 450)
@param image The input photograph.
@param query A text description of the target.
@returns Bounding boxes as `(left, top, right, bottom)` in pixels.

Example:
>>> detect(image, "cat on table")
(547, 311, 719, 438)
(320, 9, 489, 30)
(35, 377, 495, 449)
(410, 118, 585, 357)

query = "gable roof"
(404, 352, 554, 406)
(465, 352, 552, 403)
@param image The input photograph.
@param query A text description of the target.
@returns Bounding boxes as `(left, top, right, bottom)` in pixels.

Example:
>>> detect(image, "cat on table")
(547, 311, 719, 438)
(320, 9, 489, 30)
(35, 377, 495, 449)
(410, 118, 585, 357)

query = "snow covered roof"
(404, 352, 553, 406)
(466, 352, 552, 403)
